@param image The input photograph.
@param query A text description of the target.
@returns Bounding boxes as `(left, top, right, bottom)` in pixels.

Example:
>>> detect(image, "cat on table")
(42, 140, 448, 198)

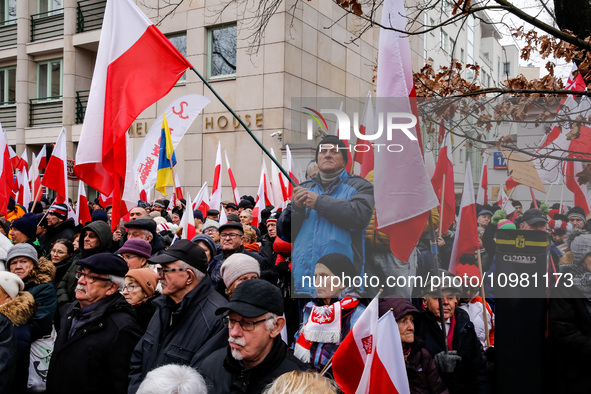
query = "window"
(449, 38, 455, 56)
(207, 24, 236, 79)
(460, 48, 465, 62)
(430, 18, 435, 36)
(168, 33, 187, 83)
(0, 0, 16, 24)
(442, 0, 451, 14)
(503, 62, 511, 76)
(441, 30, 448, 52)
(37, 59, 62, 100)
(0, 67, 15, 105)
(39, 0, 62, 14)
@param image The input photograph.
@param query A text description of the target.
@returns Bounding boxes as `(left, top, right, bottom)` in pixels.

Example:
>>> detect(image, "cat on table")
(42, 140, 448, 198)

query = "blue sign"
(494, 151, 507, 169)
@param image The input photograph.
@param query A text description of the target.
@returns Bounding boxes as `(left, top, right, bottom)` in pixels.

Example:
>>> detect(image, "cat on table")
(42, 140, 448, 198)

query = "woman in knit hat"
(549, 229, 591, 392)
(0, 271, 36, 393)
(123, 268, 159, 332)
(7, 243, 56, 342)
(118, 238, 152, 270)
(219, 253, 260, 299)
(293, 253, 366, 373)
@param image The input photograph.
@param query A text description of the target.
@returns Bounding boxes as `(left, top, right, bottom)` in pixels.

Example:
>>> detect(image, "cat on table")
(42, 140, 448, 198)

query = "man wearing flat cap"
(122, 218, 166, 256)
(128, 239, 228, 394)
(47, 253, 142, 394)
(199, 279, 305, 393)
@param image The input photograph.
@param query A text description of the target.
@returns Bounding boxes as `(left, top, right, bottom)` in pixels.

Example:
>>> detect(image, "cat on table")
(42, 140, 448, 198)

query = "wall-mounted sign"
(493, 151, 507, 169)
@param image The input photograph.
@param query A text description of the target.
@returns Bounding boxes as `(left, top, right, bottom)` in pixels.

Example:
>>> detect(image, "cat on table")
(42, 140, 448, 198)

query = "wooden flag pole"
(476, 248, 491, 349)
(31, 183, 44, 215)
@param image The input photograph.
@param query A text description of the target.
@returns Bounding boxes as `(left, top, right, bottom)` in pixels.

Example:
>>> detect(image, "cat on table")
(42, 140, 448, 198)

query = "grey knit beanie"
(220, 253, 260, 288)
(571, 232, 591, 264)
(6, 243, 38, 265)
(202, 219, 220, 231)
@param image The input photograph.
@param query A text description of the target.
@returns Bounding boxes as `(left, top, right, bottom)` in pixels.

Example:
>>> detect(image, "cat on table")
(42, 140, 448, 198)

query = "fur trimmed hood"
(0, 290, 35, 326)
(26, 256, 56, 285)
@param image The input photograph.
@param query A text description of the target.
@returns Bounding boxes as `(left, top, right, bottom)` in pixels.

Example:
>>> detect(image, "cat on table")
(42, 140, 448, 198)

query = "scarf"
(447, 314, 456, 351)
(294, 297, 359, 363)
(318, 169, 344, 189)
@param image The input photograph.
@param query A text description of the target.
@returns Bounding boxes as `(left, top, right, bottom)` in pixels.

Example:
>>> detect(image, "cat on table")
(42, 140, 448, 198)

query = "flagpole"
(559, 172, 565, 213)
(476, 248, 491, 349)
(530, 187, 538, 208)
(439, 173, 446, 237)
(31, 182, 44, 214)
(544, 182, 555, 204)
(190, 67, 296, 187)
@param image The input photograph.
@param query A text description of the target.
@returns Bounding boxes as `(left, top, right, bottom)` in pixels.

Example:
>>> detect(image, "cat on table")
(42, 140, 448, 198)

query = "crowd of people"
(0, 136, 587, 393)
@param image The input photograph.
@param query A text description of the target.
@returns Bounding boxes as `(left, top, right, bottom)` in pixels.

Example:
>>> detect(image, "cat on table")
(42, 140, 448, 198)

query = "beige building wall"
(4, 0, 378, 204)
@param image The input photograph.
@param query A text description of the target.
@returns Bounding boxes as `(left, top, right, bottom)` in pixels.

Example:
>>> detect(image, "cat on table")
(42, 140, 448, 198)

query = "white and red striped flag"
(353, 92, 375, 178)
(285, 145, 299, 198)
(565, 62, 587, 94)
(564, 103, 591, 214)
(74, 0, 191, 230)
(209, 141, 223, 211)
(16, 168, 31, 209)
(36, 144, 47, 170)
(29, 152, 42, 201)
(269, 148, 287, 209)
(373, 0, 439, 262)
(333, 298, 410, 394)
(174, 173, 184, 200)
(225, 150, 241, 205)
(431, 131, 455, 234)
(16, 147, 28, 173)
(192, 182, 210, 218)
(76, 181, 92, 225)
(497, 184, 515, 215)
(252, 160, 269, 227)
(180, 192, 196, 240)
(476, 159, 488, 205)
(42, 127, 69, 204)
(449, 160, 480, 273)
(0, 129, 13, 215)
(424, 150, 436, 179)
(8, 145, 18, 172)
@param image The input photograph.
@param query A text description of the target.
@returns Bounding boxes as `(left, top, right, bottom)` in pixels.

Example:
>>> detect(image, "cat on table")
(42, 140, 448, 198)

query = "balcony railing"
(76, 90, 90, 124)
(77, 0, 106, 33)
(29, 97, 63, 126)
(0, 20, 17, 48)
(31, 9, 64, 42)
(0, 104, 16, 129)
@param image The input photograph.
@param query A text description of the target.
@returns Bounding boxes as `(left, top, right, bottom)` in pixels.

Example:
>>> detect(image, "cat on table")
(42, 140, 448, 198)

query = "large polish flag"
(431, 132, 455, 234)
(74, 0, 192, 228)
(192, 182, 210, 218)
(76, 181, 92, 226)
(42, 127, 69, 204)
(209, 141, 223, 211)
(333, 298, 410, 394)
(225, 150, 241, 205)
(353, 92, 376, 178)
(564, 108, 591, 214)
(36, 144, 47, 170)
(449, 160, 480, 273)
(373, 0, 439, 262)
(0, 129, 12, 215)
(180, 192, 196, 240)
(476, 159, 488, 205)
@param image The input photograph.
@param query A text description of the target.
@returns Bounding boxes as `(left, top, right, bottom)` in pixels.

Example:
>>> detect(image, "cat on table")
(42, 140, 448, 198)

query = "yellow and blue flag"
(155, 113, 177, 195)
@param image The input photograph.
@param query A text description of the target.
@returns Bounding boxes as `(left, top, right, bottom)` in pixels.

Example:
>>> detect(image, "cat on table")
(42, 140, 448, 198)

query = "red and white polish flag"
(333, 297, 410, 394)
(373, 0, 439, 262)
(36, 144, 47, 170)
(181, 191, 196, 240)
(42, 127, 69, 204)
(174, 173, 184, 200)
(74, 0, 191, 228)
(76, 181, 92, 226)
(0, 128, 13, 215)
(497, 184, 515, 215)
(29, 152, 41, 201)
(8, 145, 19, 172)
(210, 141, 223, 211)
(269, 148, 287, 209)
(476, 159, 488, 206)
(431, 131, 455, 234)
(225, 150, 241, 205)
(16, 168, 31, 209)
(252, 160, 269, 227)
(17, 147, 28, 173)
(285, 145, 299, 197)
(353, 92, 376, 178)
(192, 182, 210, 218)
(449, 160, 480, 273)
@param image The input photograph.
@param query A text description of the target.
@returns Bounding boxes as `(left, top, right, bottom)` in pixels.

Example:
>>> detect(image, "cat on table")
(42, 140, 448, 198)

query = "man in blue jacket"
(278, 135, 374, 296)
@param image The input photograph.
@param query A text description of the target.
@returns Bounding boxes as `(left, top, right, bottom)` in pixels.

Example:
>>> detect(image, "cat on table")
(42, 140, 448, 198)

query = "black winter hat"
(315, 135, 349, 165)
(77, 252, 128, 277)
(149, 239, 208, 273)
(315, 253, 358, 279)
(216, 279, 284, 317)
(12, 213, 38, 240)
(124, 218, 157, 235)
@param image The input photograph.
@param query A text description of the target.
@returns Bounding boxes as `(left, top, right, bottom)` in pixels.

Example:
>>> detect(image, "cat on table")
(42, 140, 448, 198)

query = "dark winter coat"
(418, 308, 490, 394)
(56, 221, 113, 305)
(259, 233, 276, 267)
(39, 218, 76, 257)
(549, 274, 591, 394)
(128, 276, 228, 394)
(46, 293, 142, 394)
(0, 290, 35, 394)
(406, 339, 449, 394)
(132, 294, 159, 333)
(199, 337, 306, 394)
(24, 257, 57, 341)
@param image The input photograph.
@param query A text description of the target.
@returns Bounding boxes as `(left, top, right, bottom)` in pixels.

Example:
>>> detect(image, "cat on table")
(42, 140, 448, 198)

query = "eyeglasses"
(51, 250, 67, 255)
(220, 233, 242, 239)
(156, 267, 189, 275)
(119, 254, 139, 261)
(203, 228, 218, 234)
(122, 284, 139, 292)
(75, 270, 111, 284)
(224, 316, 274, 332)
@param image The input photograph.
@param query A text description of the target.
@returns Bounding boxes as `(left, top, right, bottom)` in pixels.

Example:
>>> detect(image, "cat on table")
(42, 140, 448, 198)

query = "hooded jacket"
(0, 291, 35, 394)
(24, 257, 57, 341)
(278, 170, 374, 296)
(47, 293, 142, 394)
(56, 221, 112, 305)
(39, 218, 76, 257)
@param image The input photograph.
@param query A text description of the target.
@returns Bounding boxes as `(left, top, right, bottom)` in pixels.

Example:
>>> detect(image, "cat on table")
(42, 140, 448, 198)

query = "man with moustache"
(199, 280, 304, 393)
(46, 253, 141, 394)
(128, 239, 228, 394)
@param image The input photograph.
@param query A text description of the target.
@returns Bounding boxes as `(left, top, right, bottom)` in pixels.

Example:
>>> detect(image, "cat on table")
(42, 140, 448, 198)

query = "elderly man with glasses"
(128, 239, 228, 394)
(46, 253, 142, 394)
(199, 279, 305, 393)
